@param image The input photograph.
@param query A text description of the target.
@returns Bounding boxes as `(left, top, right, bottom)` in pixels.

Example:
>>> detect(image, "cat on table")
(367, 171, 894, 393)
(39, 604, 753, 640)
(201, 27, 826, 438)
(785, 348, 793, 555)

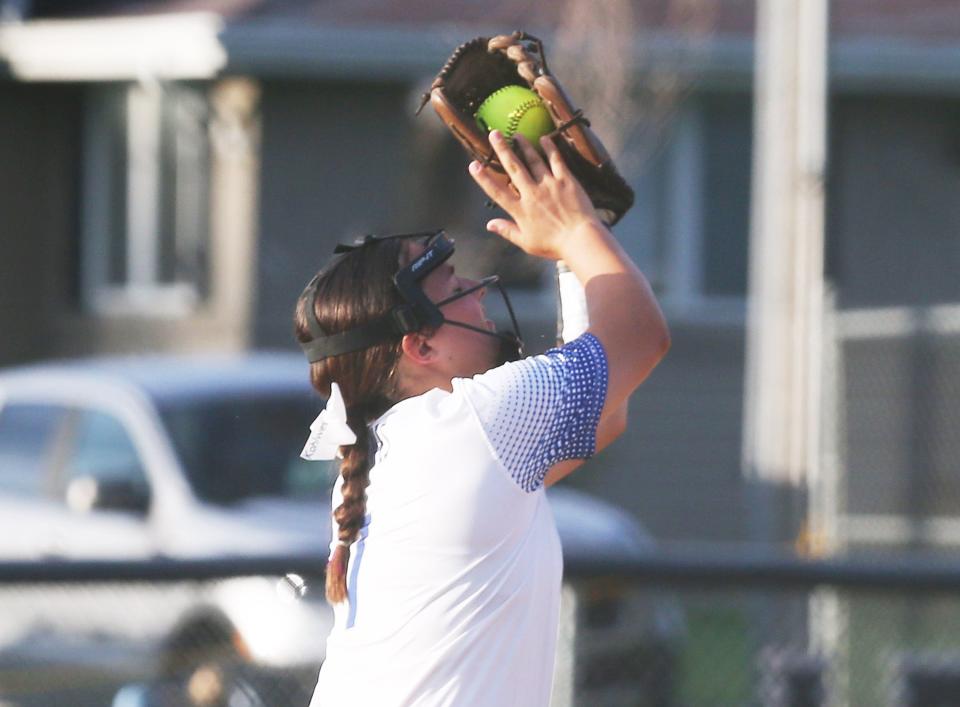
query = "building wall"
(0, 82, 80, 366)
(574, 92, 960, 544)
(252, 79, 419, 349)
(829, 94, 960, 538)
(829, 95, 960, 308)
(567, 322, 750, 544)
(0, 78, 261, 365)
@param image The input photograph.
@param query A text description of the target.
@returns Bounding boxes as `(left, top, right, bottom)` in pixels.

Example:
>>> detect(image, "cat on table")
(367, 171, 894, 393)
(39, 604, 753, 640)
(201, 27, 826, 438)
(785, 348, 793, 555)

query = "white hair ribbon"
(300, 382, 358, 461)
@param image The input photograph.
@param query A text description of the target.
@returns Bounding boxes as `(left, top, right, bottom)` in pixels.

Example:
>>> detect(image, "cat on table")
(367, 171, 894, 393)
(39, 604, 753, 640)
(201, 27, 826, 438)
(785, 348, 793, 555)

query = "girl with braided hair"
(295, 131, 669, 706)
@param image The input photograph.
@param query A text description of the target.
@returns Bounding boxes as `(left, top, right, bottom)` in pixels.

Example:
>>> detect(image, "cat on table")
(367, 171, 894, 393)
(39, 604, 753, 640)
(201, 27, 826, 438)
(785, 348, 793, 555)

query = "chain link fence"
(563, 553, 960, 707)
(833, 303, 960, 550)
(3, 554, 960, 707)
(0, 559, 329, 707)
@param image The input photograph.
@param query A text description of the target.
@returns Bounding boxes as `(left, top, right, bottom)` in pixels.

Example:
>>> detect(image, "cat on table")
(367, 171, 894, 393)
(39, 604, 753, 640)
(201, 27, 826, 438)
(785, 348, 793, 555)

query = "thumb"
(486, 218, 521, 245)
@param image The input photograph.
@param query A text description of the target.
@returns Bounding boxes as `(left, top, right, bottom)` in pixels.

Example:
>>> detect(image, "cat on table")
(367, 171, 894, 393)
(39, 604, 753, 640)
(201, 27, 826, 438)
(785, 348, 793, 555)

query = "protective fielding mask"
(298, 230, 524, 366)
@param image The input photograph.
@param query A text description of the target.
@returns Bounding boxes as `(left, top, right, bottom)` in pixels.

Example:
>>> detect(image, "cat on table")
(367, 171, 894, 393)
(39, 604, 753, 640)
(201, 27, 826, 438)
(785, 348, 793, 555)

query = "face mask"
(298, 230, 524, 365)
(432, 275, 523, 364)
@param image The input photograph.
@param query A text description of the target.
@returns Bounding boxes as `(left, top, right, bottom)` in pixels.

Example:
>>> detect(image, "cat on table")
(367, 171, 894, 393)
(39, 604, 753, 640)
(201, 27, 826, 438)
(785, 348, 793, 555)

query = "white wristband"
(556, 261, 589, 343)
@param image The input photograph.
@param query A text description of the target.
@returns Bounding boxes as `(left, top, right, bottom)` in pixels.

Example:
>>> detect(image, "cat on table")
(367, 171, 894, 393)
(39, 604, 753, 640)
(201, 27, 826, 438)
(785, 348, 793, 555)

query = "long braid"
(294, 236, 408, 605)
(326, 412, 372, 603)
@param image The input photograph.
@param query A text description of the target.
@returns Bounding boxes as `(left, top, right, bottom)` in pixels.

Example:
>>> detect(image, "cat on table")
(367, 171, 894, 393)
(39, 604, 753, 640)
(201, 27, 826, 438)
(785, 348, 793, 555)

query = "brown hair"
(293, 238, 407, 604)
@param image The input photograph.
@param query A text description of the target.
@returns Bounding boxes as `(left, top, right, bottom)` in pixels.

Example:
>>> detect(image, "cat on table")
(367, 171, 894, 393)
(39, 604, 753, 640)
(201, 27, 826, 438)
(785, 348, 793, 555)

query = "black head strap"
(299, 230, 454, 363)
(333, 230, 441, 254)
(299, 309, 408, 363)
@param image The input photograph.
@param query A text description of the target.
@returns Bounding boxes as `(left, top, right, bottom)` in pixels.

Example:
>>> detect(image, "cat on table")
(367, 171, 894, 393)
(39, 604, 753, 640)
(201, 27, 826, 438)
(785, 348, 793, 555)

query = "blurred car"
(0, 353, 682, 707)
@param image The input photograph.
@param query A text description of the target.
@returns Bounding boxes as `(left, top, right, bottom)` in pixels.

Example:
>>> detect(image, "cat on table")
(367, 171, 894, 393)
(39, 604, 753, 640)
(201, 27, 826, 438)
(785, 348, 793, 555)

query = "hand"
(468, 131, 604, 260)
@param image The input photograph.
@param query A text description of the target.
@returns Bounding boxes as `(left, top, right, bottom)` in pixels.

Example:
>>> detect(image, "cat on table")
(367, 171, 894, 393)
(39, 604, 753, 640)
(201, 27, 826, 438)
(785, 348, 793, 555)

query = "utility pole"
(744, 0, 836, 697)
(743, 0, 829, 529)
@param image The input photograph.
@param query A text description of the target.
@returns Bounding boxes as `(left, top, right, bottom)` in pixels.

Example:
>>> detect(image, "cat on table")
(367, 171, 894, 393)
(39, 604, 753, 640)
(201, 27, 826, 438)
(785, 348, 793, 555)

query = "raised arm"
(469, 131, 670, 419)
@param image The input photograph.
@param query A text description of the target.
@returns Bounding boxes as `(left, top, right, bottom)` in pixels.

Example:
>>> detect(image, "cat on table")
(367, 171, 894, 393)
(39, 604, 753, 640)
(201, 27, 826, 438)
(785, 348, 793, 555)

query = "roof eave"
(3, 14, 960, 96)
(0, 12, 227, 81)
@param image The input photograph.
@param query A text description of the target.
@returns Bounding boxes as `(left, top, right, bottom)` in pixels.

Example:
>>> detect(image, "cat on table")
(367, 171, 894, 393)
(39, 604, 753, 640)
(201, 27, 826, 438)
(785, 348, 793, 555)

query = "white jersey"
(310, 334, 608, 707)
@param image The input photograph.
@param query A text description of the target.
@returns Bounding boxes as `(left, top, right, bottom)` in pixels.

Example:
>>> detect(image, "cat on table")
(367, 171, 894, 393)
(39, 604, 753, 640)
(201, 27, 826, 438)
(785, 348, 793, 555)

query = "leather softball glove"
(419, 31, 635, 226)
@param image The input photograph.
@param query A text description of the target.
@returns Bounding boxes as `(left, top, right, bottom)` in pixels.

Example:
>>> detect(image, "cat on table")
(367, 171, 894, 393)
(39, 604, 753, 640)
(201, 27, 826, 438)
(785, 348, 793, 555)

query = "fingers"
(470, 132, 552, 206)
(469, 159, 518, 209)
(488, 131, 536, 192)
(513, 134, 549, 182)
(540, 135, 570, 179)
(486, 218, 521, 245)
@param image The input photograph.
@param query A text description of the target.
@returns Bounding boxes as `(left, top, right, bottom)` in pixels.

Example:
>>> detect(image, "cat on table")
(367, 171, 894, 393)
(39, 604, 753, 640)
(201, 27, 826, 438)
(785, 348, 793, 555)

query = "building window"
(80, 80, 210, 315)
(627, 95, 752, 323)
(700, 93, 752, 299)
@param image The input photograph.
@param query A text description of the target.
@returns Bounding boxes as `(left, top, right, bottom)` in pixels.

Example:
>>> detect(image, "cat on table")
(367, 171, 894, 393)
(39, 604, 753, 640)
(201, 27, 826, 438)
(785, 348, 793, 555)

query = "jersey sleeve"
(456, 332, 609, 492)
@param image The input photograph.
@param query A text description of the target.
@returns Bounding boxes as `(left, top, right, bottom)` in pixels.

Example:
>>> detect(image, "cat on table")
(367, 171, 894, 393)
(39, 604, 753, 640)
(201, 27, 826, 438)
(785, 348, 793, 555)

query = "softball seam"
(507, 98, 546, 140)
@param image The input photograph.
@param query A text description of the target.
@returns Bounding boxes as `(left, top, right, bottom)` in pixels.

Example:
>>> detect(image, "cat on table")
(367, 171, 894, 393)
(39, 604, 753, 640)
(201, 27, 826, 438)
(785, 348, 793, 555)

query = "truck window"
(64, 410, 148, 487)
(0, 402, 68, 498)
(160, 394, 336, 505)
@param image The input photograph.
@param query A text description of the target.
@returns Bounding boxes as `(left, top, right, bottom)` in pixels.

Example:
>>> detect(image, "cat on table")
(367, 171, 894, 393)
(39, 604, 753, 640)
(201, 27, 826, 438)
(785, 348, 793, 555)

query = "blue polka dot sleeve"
(457, 333, 609, 492)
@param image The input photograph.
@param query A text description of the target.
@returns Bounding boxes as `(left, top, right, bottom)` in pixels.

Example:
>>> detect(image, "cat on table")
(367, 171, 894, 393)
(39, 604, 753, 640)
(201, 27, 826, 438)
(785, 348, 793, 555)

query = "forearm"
(558, 223, 670, 413)
(468, 131, 669, 412)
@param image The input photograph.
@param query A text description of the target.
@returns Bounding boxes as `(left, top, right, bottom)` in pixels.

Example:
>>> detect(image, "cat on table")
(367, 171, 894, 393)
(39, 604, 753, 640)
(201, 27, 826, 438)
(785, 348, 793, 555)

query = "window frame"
(653, 99, 750, 325)
(79, 79, 211, 317)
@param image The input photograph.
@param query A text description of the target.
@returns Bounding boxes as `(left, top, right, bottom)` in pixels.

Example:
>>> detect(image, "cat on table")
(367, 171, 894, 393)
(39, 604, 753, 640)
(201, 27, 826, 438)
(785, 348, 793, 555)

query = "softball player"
(295, 132, 669, 706)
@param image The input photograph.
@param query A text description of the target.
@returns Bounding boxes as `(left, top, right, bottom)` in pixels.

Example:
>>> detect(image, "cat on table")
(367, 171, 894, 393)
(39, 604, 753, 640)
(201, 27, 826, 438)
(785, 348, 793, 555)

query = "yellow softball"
(475, 85, 555, 151)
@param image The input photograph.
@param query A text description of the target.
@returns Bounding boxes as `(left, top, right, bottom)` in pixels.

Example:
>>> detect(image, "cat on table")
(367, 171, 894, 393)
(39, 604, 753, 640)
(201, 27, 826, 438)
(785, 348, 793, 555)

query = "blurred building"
(1, 0, 958, 546)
